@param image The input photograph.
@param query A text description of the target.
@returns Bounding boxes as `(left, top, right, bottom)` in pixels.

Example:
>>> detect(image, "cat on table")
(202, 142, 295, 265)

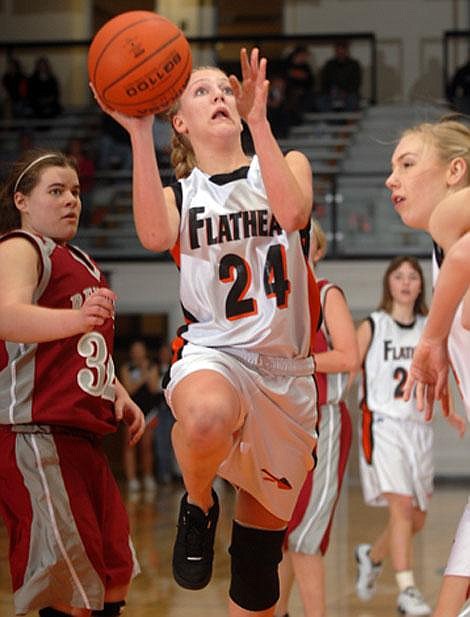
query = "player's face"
(388, 261, 422, 307)
(386, 133, 450, 230)
(16, 165, 81, 242)
(173, 68, 242, 141)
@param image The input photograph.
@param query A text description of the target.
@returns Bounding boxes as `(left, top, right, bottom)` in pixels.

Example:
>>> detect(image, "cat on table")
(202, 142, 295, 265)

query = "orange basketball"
(88, 10, 192, 117)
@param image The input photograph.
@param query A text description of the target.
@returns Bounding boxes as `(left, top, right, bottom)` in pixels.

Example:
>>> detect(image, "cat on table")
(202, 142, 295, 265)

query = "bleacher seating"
(1, 102, 459, 260)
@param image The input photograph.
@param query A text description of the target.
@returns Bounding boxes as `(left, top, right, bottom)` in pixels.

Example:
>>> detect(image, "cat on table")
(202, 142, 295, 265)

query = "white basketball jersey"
(170, 156, 318, 358)
(361, 310, 426, 421)
(433, 245, 470, 420)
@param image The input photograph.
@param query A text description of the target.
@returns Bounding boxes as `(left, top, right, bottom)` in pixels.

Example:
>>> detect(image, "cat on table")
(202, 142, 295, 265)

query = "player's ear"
(14, 191, 27, 212)
(172, 112, 187, 135)
(447, 156, 467, 187)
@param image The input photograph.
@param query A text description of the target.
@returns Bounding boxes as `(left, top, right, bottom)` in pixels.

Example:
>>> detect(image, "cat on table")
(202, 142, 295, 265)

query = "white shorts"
(286, 401, 352, 555)
(445, 499, 470, 577)
(359, 413, 433, 511)
(165, 343, 317, 521)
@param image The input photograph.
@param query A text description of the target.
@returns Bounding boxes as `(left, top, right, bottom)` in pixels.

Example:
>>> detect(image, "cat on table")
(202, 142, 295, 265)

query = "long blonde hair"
(402, 117, 470, 185)
(166, 66, 230, 180)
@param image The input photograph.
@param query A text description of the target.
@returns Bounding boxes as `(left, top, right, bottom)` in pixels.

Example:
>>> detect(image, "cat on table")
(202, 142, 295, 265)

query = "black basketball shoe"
(172, 489, 219, 590)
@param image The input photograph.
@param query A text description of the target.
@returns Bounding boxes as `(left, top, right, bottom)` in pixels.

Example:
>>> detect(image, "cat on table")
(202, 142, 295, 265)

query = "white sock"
(396, 570, 415, 592)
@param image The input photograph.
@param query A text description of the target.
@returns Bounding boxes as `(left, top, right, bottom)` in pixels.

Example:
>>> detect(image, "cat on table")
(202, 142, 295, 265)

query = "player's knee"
(181, 403, 235, 449)
(229, 520, 286, 611)
(92, 601, 126, 616)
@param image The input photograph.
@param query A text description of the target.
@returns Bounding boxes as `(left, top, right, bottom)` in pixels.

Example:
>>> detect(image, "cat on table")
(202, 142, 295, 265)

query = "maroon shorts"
(0, 426, 138, 615)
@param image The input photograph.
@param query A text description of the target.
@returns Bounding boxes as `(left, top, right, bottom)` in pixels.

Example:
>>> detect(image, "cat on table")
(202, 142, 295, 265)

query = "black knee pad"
(39, 609, 72, 617)
(229, 520, 286, 611)
(92, 601, 126, 616)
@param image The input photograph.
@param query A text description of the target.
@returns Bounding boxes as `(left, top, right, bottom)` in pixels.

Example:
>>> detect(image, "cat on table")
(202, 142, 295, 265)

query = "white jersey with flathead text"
(433, 246, 470, 420)
(361, 310, 426, 422)
(171, 156, 316, 358)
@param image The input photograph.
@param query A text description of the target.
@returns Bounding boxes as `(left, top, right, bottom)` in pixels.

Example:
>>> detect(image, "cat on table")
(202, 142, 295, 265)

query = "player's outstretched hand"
(403, 336, 449, 421)
(79, 288, 116, 332)
(230, 47, 269, 125)
(114, 380, 146, 445)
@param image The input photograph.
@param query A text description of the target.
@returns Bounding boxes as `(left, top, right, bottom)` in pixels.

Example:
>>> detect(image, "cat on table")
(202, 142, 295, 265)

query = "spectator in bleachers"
(67, 137, 96, 227)
(28, 56, 62, 119)
(267, 72, 291, 138)
(284, 45, 316, 122)
(318, 40, 362, 112)
(447, 59, 470, 115)
(1, 56, 30, 119)
(153, 114, 173, 170)
(98, 112, 132, 170)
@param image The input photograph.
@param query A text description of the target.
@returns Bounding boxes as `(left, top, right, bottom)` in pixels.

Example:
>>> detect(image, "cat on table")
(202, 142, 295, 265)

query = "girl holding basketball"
(94, 47, 320, 616)
(387, 118, 470, 617)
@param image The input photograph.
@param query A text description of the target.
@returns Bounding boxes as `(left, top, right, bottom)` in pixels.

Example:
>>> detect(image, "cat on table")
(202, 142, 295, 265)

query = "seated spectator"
(284, 45, 316, 121)
(28, 56, 62, 119)
(318, 40, 362, 112)
(447, 59, 470, 115)
(98, 112, 132, 170)
(153, 114, 173, 170)
(67, 137, 96, 226)
(2, 56, 30, 118)
(267, 72, 291, 138)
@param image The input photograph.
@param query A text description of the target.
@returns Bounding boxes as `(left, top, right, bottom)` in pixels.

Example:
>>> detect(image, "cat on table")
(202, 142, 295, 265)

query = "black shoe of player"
(172, 489, 219, 590)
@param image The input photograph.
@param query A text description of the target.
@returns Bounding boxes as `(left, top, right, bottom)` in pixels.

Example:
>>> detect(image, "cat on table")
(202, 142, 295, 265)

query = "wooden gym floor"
(0, 478, 469, 616)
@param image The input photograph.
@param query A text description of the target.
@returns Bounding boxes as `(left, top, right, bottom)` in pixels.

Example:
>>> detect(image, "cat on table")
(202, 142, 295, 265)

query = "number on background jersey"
(393, 366, 408, 399)
(219, 245, 290, 320)
(77, 332, 115, 401)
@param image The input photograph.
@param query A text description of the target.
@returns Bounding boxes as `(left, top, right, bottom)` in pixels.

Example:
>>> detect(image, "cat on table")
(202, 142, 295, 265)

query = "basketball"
(88, 10, 192, 117)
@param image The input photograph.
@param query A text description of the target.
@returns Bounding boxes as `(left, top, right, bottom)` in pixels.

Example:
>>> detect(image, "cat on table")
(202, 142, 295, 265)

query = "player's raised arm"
(231, 48, 312, 231)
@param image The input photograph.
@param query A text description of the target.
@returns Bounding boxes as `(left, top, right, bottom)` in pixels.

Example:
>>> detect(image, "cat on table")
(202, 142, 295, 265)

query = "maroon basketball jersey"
(0, 231, 117, 435)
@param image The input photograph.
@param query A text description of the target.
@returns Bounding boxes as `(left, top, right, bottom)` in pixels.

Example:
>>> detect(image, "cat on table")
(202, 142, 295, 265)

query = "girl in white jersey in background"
(387, 118, 470, 617)
(355, 256, 464, 616)
(275, 219, 359, 617)
(93, 48, 320, 616)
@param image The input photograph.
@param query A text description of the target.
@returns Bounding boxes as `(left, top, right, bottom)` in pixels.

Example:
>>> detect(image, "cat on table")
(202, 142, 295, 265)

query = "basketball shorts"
(285, 401, 352, 555)
(359, 413, 433, 510)
(165, 343, 317, 521)
(0, 426, 139, 616)
(445, 498, 470, 577)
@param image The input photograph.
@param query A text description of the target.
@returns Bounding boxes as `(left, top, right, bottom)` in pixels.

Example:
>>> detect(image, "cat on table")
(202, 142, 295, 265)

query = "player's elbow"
(343, 349, 361, 374)
(138, 229, 174, 253)
(280, 205, 311, 233)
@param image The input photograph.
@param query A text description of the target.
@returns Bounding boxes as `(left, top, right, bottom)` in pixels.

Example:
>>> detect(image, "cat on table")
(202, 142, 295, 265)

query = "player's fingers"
(415, 382, 425, 411)
(250, 47, 259, 74)
(257, 57, 267, 85)
(128, 414, 145, 446)
(435, 372, 447, 402)
(95, 287, 117, 302)
(240, 47, 250, 80)
(229, 75, 242, 98)
(424, 384, 435, 422)
(440, 390, 450, 417)
(403, 373, 415, 402)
